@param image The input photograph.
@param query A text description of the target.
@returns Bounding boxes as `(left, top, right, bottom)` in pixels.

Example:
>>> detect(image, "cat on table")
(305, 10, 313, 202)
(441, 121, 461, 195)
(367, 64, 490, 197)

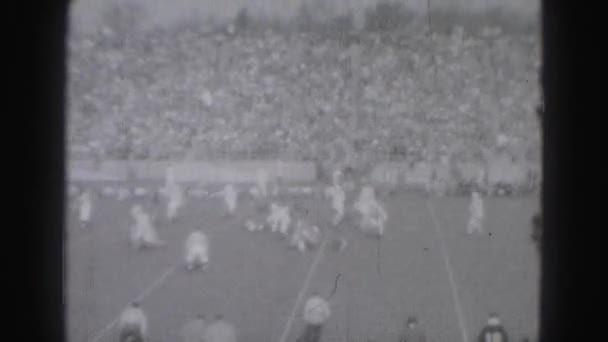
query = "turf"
(67, 189, 539, 342)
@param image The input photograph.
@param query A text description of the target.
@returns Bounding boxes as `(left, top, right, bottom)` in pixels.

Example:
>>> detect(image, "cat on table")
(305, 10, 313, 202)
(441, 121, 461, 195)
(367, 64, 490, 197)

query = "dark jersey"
(478, 325, 509, 342)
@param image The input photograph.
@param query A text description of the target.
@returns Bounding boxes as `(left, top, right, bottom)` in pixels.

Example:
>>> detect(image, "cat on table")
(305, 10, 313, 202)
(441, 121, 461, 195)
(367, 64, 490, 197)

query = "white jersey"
(118, 306, 148, 337)
(223, 184, 238, 213)
(131, 209, 163, 245)
(267, 203, 291, 235)
(78, 192, 92, 222)
(256, 169, 269, 197)
(303, 296, 331, 325)
(325, 185, 345, 219)
(470, 193, 484, 219)
(186, 231, 209, 252)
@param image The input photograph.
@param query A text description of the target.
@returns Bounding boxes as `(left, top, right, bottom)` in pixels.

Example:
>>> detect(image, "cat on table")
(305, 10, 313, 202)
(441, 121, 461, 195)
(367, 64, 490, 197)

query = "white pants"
(467, 215, 483, 234)
(360, 216, 384, 236)
(79, 204, 91, 223)
(167, 201, 181, 220)
(185, 245, 209, 265)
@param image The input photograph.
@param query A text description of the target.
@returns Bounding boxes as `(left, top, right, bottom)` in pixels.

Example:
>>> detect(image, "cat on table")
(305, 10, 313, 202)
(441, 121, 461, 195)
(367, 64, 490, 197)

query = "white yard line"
(425, 200, 469, 342)
(278, 236, 329, 342)
(89, 264, 178, 342)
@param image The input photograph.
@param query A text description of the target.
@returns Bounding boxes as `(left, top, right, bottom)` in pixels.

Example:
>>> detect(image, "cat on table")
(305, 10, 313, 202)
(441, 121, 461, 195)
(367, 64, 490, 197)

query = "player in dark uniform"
(477, 313, 509, 342)
(398, 316, 427, 342)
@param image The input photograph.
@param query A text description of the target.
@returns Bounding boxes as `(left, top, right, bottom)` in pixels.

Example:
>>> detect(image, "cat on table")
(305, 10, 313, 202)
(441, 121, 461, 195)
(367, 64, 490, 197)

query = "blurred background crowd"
(67, 3, 541, 190)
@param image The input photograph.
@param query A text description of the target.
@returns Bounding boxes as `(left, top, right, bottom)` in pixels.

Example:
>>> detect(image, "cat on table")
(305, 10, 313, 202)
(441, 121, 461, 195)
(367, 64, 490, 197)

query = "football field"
(67, 188, 539, 342)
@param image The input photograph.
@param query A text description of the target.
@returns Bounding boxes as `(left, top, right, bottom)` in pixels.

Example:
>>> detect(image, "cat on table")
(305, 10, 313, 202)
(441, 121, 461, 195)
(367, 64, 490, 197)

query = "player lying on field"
(354, 185, 388, 237)
(118, 301, 148, 342)
(129, 205, 166, 249)
(289, 208, 321, 253)
(184, 227, 210, 271)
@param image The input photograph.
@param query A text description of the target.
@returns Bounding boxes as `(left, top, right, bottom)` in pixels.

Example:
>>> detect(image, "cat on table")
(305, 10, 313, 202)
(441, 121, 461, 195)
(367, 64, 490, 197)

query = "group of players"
(69, 164, 493, 342)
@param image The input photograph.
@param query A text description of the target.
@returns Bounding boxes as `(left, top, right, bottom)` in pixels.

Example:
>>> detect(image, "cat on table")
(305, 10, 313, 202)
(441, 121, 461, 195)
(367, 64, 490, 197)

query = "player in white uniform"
(184, 228, 210, 271)
(290, 219, 321, 253)
(267, 203, 291, 237)
(354, 186, 388, 237)
(250, 169, 269, 199)
(78, 189, 93, 228)
(467, 190, 484, 235)
(129, 205, 166, 249)
(118, 302, 148, 342)
(166, 183, 184, 223)
(325, 170, 346, 227)
(222, 184, 238, 216)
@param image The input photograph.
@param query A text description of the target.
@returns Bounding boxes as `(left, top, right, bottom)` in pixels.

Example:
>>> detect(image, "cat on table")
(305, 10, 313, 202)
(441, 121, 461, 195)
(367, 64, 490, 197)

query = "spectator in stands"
(477, 312, 509, 342)
(297, 293, 331, 342)
(118, 301, 148, 342)
(180, 314, 207, 342)
(204, 314, 237, 342)
(398, 316, 427, 342)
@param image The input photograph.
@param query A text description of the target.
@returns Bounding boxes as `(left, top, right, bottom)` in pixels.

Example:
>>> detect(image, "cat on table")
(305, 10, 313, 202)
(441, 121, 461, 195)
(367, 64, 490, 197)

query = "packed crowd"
(67, 18, 541, 173)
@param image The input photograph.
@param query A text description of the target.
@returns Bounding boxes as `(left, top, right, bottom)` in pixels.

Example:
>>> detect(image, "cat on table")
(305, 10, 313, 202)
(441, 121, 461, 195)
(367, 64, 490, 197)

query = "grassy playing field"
(67, 186, 539, 342)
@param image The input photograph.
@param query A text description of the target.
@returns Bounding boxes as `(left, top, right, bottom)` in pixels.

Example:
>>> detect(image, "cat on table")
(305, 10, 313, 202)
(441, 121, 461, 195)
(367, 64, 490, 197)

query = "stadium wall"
(70, 0, 539, 34)
(69, 160, 318, 184)
(69, 158, 539, 195)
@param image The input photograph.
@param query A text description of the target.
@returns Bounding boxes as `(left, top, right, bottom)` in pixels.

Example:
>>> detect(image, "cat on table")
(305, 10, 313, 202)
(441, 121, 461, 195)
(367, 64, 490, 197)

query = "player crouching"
(184, 228, 210, 271)
(118, 302, 148, 342)
(129, 205, 166, 249)
(290, 219, 321, 253)
(267, 203, 291, 237)
(354, 186, 388, 237)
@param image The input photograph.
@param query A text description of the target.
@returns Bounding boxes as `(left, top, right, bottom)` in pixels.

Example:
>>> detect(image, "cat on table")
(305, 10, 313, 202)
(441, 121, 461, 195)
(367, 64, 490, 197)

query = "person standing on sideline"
(78, 189, 93, 228)
(118, 302, 148, 342)
(325, 169, 346, 227)
(204, 314, 237, 342)
(477, 313, 509, 342)
(296, 293, 331, 342)
(467, 190, 485, 235)
(180, 314, 207, 342)
(184, 228, 210, 271)
(398, 316, 427, 342)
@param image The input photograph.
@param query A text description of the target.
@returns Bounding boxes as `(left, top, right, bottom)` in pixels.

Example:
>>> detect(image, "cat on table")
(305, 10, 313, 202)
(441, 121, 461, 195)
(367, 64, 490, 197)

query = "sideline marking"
(278, 236, 329, 342)
(426, 200, 469, 342)
(89, 264, 178, 342)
